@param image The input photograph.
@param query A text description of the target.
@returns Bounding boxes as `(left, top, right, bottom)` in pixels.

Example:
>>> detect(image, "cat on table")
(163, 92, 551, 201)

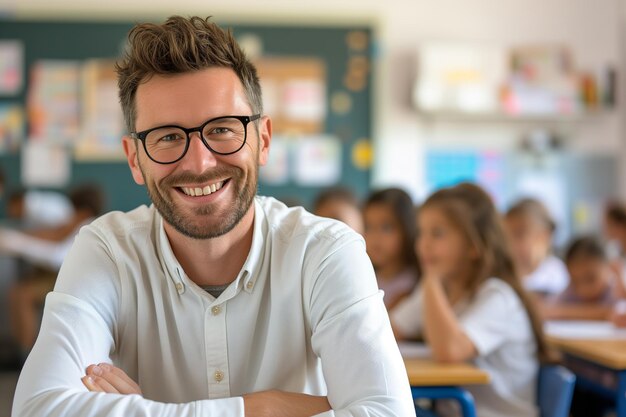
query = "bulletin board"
(0, 19, 374, 214)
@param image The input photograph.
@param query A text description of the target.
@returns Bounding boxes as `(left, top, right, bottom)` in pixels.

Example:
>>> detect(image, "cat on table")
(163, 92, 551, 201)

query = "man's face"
(123, 67, 271, 239)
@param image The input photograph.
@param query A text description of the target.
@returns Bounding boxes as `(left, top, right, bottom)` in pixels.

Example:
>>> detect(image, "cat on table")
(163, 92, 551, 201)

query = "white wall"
(8, 0, 625, 200)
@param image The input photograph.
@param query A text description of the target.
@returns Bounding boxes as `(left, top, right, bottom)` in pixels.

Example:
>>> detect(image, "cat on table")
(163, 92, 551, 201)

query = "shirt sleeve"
(389, 285, 423, 339)
(305, 235, 415, 417)
(457, 280, 522, 356)
(12, 226, 246, 417)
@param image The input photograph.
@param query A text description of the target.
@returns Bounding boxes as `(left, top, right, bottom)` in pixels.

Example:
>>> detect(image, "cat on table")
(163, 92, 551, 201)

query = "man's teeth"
(182, 181, 224, 197)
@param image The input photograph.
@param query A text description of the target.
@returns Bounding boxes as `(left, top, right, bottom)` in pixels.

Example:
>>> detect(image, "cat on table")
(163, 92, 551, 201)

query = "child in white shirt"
(363, 188, 419, 310)
(504, 198, 569, 296)
(392, 182, 549, 417)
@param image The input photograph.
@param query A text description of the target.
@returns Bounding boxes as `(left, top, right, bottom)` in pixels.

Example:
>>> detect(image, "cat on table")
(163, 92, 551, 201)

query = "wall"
(4, 0, 624, 202)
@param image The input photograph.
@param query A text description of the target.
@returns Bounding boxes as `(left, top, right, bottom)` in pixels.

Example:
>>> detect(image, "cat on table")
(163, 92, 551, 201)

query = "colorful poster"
(0, 104, 24, 152)
(27, 60, 81, 143)
(425, 149, 506, 206)
(0, 40, 23, 95)
(75, 59, 126, 160)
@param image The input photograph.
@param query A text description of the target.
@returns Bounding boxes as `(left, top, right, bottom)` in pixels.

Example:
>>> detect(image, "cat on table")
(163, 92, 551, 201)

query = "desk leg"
(618, 370, 626, 417)
(411, 386, 477, 417)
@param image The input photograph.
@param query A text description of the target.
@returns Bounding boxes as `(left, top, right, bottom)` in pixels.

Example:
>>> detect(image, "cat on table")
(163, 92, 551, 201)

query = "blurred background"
(0, 0, 626, 412)
(1, 0, 624, 241)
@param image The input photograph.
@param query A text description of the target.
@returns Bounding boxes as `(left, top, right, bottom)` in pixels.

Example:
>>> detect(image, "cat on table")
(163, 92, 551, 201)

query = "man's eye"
(159, 133, 184, 142)
(210, 127, 232, 135)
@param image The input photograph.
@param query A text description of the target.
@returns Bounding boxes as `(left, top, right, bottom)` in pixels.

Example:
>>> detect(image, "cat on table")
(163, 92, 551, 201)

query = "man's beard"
(141, 163, 257, 240)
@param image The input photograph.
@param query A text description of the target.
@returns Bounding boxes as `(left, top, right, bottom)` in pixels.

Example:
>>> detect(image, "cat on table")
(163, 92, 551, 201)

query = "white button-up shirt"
(13, 196, 414, 417)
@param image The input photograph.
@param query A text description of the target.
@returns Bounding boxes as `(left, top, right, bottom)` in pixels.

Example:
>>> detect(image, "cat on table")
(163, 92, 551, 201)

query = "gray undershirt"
(201, 283, 230, 298)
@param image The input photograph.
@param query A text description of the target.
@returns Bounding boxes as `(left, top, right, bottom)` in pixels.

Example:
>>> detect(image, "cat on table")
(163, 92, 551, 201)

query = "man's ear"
(122, 136, 145, 185)
(257, 116, 272, 166)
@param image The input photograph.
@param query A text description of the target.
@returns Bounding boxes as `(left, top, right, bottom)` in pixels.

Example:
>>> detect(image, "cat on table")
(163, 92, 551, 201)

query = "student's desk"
(402, 344, 490, 417)
(546, 320, 626, 417)
(404, 358, 491, 386)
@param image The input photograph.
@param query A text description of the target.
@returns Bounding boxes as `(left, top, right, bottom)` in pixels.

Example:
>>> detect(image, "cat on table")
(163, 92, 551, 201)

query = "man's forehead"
(134, 68, 251, 127)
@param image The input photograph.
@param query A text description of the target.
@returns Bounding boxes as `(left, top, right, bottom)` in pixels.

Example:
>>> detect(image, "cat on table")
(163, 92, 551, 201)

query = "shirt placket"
(204, 300, 230, 398)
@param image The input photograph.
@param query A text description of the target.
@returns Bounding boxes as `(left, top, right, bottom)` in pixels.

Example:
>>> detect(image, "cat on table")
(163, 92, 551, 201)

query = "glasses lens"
(145, 127, 187, 163)
(202, 117, 246, 154)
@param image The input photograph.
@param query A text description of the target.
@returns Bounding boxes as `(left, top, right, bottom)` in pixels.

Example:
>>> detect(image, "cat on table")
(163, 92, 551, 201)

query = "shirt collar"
(155, 198, 268, 297)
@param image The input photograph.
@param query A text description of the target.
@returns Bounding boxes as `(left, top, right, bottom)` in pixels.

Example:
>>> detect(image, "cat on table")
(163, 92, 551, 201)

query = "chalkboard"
(0, 19, 373, 215)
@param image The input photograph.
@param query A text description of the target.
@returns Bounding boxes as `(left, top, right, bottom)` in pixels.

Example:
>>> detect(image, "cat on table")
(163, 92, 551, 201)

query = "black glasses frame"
(130, 114, 261, 165)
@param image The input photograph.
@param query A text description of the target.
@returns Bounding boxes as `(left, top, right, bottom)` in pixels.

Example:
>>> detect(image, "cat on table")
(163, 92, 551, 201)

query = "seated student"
(540, 235, 621, 321)
(4, 187, 73, 228)
(603, 201, 626, 298)
(363, 188, 419, 310)
(504, 198, 569, 296)
(313, 186, 364, 234)
(392, 183, 548, 417)
(4, 183, 105, 356)
(603, 201, 626, 258)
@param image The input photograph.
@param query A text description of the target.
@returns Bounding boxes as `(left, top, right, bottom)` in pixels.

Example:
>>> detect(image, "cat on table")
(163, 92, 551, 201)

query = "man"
(12, 16, 414, 417)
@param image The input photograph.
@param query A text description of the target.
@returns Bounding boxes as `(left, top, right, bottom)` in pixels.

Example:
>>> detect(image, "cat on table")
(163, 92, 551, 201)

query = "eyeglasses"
(130, 114, 261, 164)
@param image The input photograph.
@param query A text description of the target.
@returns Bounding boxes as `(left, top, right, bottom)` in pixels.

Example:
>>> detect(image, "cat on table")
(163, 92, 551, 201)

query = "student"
(603, 201, 626, 297)
(392, 182, 549, 417)
(313, 185, 364, 234)
(0, 184, 104, 271)
(504, 198, 569, 296)
(363, 187, 419, 310)
(12, 16, 413, 417)
(540, 235, 620, 321)
(603, 201, 626, 259)
(4, 184, 105, 355)
(4, 187, 73, 228)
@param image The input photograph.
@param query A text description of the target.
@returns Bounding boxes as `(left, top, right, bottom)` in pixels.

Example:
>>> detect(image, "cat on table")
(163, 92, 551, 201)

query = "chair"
(538, 365, 576, 417)
(411, 386, 477, 417)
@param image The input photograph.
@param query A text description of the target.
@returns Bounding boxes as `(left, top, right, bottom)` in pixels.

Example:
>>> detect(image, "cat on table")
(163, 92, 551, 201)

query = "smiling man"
(11, 16, 413, 417)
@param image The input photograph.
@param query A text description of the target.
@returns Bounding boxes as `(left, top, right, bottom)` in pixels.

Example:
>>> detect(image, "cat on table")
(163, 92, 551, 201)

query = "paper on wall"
(293, 135, 341, 186)
(21, 141, 70, 187)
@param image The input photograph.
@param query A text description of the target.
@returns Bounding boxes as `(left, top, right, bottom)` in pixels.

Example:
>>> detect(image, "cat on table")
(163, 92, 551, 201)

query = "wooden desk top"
(547, 336, 626, 370)
(404, 357, 491, 386)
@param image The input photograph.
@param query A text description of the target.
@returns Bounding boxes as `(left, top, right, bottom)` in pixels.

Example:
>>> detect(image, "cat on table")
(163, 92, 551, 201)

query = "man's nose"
(179, 132, 218, 171)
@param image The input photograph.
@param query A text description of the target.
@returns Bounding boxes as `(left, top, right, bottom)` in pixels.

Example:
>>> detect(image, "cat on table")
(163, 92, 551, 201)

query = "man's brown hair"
(116, 16, 262, 133)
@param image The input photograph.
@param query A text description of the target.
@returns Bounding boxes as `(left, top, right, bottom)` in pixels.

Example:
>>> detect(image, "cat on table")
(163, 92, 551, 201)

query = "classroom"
(1, 0, 626, 416)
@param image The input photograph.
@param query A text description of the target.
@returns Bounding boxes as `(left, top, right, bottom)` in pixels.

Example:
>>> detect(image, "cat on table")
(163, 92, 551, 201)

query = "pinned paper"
(0, 40, 23, 95)
(282, 79, 326, 121)
(75, 60, 125, 160)
(293, 136, 341, 186)
(21, 141, 70, 187)
(27, 60, 81, 143)
(0, 104, 24, 151)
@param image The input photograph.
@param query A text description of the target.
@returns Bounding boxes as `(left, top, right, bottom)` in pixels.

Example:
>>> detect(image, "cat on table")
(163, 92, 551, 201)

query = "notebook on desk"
(544, 320, 626, 339)
(397, 342, 432, 358)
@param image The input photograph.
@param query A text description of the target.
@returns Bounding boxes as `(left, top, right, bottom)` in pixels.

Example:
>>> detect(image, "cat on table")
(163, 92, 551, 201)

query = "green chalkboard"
(0, 19, 372, 215)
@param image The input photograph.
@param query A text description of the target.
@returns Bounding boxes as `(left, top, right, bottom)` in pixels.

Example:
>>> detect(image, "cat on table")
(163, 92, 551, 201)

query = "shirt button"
(211, 305, 222, 315)
(214, 370, 224, 382)
(246, 281, 254, 290)
(175, 283, 183, 292)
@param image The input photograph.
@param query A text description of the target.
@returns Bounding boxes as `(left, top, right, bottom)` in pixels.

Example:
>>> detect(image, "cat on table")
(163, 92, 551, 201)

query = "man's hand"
(81, 363, 142, 395)
(243, 390, 331, 417)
